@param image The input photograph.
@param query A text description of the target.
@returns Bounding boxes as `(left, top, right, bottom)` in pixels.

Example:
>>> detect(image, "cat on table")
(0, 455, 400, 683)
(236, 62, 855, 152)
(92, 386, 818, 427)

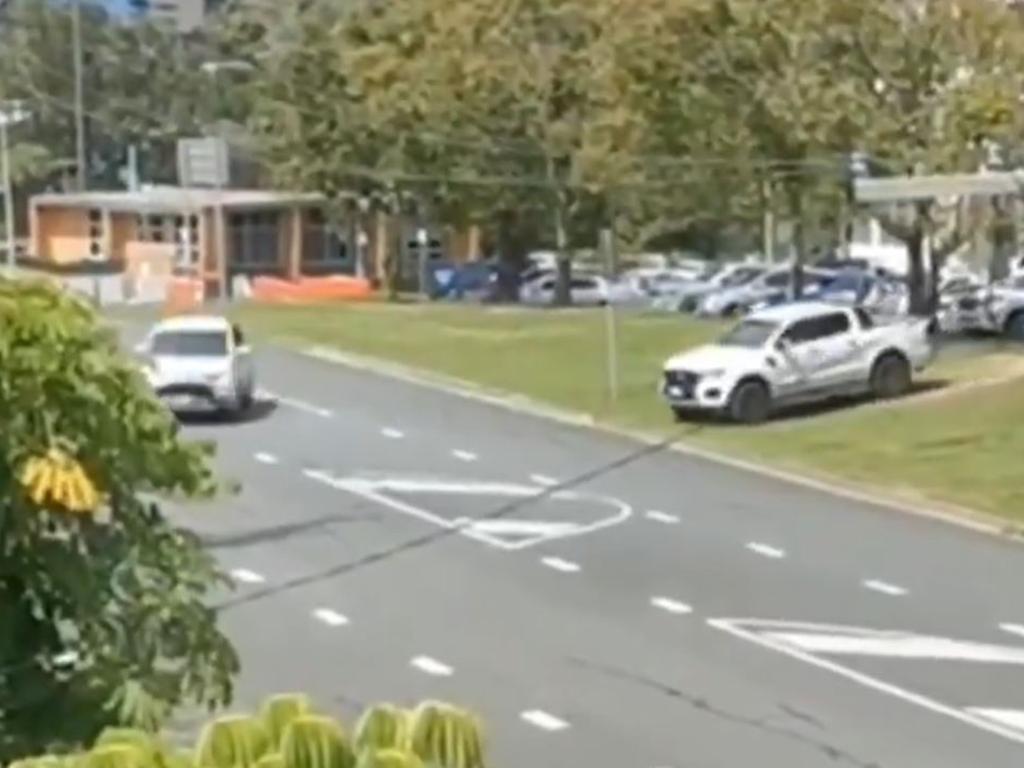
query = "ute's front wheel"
(727, 380, 771, 424)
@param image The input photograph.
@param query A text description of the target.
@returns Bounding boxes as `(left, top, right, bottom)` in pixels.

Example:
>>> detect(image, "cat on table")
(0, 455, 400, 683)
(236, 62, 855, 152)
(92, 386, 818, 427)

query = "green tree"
(839, 0, 1024, 311)
(0, 278, 238, 761)
(0, 0, 216, 189)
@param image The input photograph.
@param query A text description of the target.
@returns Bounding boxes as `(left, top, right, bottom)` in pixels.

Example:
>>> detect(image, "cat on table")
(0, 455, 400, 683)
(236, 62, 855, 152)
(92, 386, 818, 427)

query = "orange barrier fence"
(250, 275, 374, 303)
(163, 278, 204, 316)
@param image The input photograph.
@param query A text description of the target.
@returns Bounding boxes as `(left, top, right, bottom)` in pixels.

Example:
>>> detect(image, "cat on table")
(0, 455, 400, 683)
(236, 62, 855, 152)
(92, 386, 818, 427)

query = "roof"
(152, 314, 233, 333)
(32, 186, 329, 214)
(748, 301, 853, 323)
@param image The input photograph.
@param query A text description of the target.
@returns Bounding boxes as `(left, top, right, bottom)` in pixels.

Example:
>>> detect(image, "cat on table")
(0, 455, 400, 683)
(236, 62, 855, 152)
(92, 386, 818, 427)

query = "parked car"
(952, 275, 1024, 341)
(136, 315, 256, 416)
(651, 262, 767, 313)
(696, 266, 835, 318)
(520, 272, 612, 306)
(623, 266, 712, 298)
(754, 269, 909, 316)
(660, 302, 934, 423)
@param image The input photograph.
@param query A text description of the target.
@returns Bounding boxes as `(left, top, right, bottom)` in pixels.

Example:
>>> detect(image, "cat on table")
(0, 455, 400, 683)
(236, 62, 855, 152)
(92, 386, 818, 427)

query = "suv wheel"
(728, 380, 771, 424)
(1006, 312, 1024, 342)
(870, 353, 911, 399)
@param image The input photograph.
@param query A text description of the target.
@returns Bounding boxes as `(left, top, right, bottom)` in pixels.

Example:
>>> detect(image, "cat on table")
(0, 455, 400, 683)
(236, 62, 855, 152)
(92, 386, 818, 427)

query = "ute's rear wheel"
(727, 380, 771, 424)
(870, 353, 911, 399)
(1006, 312, 1024, 343)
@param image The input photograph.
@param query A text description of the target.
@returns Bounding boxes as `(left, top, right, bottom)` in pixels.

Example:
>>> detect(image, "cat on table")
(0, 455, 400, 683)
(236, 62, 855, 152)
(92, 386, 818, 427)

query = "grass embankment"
(182, 301, 1024, 525)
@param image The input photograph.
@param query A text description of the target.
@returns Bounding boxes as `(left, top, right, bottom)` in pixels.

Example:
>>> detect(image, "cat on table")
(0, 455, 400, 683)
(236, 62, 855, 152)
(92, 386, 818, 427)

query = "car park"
(520, 272, 615, 306)
(661, 302, 934, 423)
(136, 315, 256, 416)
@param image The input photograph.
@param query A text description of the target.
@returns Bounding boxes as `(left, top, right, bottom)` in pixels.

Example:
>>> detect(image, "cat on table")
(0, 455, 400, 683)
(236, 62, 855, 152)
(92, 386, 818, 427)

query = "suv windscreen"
(718, 319, 779, 348)
(151, 331, 229, 357)
(722, 268, 762, 287)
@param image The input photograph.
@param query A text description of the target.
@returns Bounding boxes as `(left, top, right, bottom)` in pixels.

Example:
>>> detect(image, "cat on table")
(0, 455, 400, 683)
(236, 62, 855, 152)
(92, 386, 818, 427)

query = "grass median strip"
(115, 301, 1024, 526)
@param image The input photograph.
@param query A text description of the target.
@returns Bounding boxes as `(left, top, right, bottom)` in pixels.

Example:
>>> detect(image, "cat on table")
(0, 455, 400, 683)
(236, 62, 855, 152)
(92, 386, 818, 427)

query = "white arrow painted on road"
(708, 618, 1024, 745)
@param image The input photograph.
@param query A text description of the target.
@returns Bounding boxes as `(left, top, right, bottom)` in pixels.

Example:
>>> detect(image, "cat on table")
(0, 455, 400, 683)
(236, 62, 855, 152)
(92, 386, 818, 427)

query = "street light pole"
(1, 116, 14, 274)
(72, 0, 86, 190)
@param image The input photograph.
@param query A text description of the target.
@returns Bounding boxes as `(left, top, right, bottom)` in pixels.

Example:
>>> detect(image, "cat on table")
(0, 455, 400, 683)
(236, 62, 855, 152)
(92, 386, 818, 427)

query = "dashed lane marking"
(746, 542, 786, 559)
(644, 510, 680, 524)
(452, 449, 478, 462)
(862, 579, 908, 597)
(530, 474, 558, 487)
(520, 710, 570, 732)
(258, 389, 333, 418)
(312, 608, 349, 627)
(230, 568, 265, 584)
(541, 557, 581, 573)
(254, 452, 279, 465)
(651, 597, 693, 615)
(410, 656, 454, 677)
(381, 427, 405, 439)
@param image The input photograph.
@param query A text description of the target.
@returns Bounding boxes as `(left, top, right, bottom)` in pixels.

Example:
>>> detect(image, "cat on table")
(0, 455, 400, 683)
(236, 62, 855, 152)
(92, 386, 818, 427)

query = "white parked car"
(136, 315, 256, 416)
(661, 302, 934, 423)
(520, 273, 612, 306)
(952, 275, 1024, 341)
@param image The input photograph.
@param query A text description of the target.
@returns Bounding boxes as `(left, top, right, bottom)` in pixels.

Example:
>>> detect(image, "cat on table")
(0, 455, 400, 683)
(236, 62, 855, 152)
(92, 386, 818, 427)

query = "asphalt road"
(125, 327, 1024, 768)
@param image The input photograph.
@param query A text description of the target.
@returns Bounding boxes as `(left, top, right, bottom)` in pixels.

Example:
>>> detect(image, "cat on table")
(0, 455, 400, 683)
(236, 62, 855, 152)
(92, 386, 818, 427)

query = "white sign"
(317, 473, 632, 550)
(708, 618, 1024, 745)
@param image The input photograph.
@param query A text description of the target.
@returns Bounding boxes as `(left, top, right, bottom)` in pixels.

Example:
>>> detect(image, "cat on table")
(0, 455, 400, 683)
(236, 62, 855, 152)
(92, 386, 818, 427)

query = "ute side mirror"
(774, 337, 791, 353)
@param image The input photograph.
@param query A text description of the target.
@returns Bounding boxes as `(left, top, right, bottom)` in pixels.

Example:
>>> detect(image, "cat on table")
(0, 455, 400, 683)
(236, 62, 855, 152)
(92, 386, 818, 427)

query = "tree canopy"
(0, 278, 238, 761)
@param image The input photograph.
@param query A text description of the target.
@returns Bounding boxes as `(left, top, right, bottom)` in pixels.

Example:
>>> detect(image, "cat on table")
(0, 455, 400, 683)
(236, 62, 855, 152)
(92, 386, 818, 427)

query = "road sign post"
(600, 226, 619, 403)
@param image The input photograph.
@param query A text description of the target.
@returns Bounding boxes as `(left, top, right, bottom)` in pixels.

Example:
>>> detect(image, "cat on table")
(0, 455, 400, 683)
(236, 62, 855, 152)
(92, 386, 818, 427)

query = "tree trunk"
(385, 210, 401, 301)
(494, 209, 528, 303)
(991, 197, 1013, 283)
(906, 228, 928, 316)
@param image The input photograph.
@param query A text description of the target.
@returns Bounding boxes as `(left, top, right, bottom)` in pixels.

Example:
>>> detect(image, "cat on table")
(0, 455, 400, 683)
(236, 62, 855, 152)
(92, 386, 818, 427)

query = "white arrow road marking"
(312, 608, 349, 627)
(451, 449, 478, 462)
(746, 542, 786, 559)
(381, 427, 405, 439)
(645, 510, 680, 524)
(254, 452, 279, 465)
(999, 623, 1024, 640)
(230, 568, 265, 584)
(966, 708, 1024, 734)
(708, 618, 1024, 746)
(763, 632, 1024, 664)
(520, 710, 570, 732)
(862, 579, 907, 596)
(324, 474, 633, 551)
(541, 557, 581, 573)
(259, 390, 333, 418)
(530, 474, 558, 487)
(410, 656, 454, 677)
(651, 597, 693, 615)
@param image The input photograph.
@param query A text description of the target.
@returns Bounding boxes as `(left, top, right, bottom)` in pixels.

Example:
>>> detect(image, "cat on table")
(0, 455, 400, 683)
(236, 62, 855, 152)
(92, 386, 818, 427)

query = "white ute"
(661, 302, 933, 424)
(136, 315, 256, 416)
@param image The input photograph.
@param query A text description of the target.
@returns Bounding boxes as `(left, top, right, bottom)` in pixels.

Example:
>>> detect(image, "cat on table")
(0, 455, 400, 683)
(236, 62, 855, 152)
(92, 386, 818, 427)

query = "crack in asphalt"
(568, 656, 883, 768)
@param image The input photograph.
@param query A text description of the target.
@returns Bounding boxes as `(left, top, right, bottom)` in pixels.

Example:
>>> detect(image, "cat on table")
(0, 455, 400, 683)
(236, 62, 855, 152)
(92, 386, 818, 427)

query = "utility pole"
(72, 0, 86, 190)
(1, 116, 14, 274)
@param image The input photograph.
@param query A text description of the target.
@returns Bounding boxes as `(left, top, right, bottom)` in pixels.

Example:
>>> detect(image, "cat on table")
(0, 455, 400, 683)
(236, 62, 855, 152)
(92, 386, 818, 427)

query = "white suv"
(661, 302, 933, 423)
(136, 315, 256, 416)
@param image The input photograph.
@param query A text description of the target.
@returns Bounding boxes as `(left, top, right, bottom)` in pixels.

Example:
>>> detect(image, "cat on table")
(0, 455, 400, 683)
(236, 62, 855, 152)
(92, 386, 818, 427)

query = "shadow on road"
(175, 397, 278, 426)
(199, 512, 372, 550)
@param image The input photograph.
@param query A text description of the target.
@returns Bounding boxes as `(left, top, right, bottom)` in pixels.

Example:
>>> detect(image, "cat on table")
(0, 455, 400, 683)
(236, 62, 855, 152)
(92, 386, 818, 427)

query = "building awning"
(31, 187, 336, 215)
